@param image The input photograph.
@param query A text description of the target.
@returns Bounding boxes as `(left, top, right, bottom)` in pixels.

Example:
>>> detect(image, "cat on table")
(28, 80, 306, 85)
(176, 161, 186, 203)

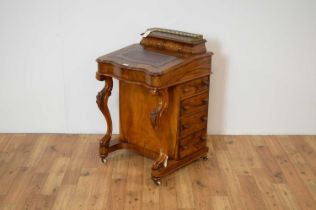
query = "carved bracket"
(96, 76, 113, 157)
(150, 88, 169, 130)
(149, 88, 169, 170)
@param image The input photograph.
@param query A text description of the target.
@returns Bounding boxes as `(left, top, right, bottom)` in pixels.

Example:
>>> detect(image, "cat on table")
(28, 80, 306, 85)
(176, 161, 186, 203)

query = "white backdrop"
(0, 0, 315, 134)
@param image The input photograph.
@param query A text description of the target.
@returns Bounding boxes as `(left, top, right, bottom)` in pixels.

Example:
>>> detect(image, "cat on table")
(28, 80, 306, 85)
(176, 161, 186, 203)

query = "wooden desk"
(96, 28, 213, 185)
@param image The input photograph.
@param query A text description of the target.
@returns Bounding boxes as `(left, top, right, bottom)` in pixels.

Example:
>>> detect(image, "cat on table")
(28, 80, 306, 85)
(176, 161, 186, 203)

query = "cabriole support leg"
(96, 76, 113, 163)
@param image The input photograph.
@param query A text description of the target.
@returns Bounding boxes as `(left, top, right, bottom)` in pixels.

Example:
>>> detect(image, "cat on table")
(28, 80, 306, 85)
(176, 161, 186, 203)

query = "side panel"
(119, 81, 179, 159)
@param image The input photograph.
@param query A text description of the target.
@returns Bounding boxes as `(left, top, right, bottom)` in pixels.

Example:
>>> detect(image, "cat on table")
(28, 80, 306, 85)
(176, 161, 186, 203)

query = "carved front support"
(150, 88, 169, 171)
(96, 76, 113, 160)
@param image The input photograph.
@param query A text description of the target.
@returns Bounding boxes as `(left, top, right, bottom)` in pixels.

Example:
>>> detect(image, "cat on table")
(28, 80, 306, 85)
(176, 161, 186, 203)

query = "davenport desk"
(95, 28, 213, 185)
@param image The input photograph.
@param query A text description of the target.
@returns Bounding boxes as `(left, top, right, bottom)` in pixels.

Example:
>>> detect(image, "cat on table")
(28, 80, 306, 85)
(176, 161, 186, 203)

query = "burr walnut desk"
(96, 28, 213, 185)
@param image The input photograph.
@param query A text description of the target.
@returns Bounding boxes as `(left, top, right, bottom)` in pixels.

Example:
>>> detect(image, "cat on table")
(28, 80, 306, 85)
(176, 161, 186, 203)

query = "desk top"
(96, 28, 213, 88)
(97, 44, 183, 75)
(97, 44, 212, 76)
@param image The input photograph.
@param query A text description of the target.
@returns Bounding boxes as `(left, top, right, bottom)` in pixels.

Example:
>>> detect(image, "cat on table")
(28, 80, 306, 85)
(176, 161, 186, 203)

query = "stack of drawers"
(177, 76, 210, 159)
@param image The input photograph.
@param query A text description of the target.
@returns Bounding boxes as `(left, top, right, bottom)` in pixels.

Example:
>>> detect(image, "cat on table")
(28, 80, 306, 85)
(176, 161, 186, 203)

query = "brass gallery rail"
(0, 134, 315, 210)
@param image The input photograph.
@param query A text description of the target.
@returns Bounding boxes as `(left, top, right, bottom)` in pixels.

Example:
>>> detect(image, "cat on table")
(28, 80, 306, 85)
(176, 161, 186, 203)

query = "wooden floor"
(0, 135, 315, 210)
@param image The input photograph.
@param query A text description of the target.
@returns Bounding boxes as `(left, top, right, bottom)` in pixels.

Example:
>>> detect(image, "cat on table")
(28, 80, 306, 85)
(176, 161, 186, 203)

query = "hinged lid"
(141, 28, 206, 45)
(140, 27, 207, 54)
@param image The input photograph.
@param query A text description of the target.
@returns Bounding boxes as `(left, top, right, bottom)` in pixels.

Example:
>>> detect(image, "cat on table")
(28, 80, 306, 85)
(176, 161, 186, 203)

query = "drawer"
(179, 111, 208, 138)
(179, 129, 207, 158)
(181, 92, 209, 116)
(179, 76, 209, 99)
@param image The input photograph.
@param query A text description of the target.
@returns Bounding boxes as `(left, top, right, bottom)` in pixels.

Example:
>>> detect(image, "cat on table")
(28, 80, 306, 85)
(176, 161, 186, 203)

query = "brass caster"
(201, 155, 208, 160)
(152, 177, 161, 186)
(101, 157, 107, 164)
(163, 156, 168, 168)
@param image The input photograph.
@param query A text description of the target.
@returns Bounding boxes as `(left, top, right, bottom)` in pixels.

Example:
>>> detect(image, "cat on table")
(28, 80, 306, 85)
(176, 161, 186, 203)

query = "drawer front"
(179, 76, 209, 99)
(179, 129, 207, 158)
(179, 111, 208, 138)
(181, 92, 209, 116)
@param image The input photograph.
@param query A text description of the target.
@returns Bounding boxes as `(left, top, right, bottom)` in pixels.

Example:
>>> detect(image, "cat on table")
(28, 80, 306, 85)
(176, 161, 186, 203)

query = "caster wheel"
(163, 157, 168, 168)
(101, 157, 107, 164)
(152, 177, 161, 186)
(201, 155, 208, 160)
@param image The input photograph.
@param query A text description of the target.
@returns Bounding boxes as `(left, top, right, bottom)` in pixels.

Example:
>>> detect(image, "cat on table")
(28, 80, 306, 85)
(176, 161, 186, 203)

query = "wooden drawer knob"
(180, 144, 187, 149)
(194, 142, 202, 148)
(202, 78, 209, 86)
(182, 105, 190, 111)
(200, 136, 207, 141)
(183, 87, 190, 93)
(201, 116, 208, 122)
(202, 98, 209, 104)
(182, 124, 190, 130)
(156, 43, 164, 49)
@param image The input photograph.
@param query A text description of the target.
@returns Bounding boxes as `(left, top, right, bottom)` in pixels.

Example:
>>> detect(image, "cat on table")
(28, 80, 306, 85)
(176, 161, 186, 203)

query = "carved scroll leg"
(96, 76, 113, 161)
(150, 88, 169, 171)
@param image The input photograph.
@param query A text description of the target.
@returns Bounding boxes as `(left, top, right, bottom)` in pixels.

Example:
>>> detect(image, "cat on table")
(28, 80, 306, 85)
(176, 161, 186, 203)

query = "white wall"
(0, 0, 315, 134)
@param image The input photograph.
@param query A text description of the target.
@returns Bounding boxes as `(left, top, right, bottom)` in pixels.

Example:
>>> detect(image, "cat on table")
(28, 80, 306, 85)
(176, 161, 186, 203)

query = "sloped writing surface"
(116, 47, 177, 68)
(97, 44, 184, 75)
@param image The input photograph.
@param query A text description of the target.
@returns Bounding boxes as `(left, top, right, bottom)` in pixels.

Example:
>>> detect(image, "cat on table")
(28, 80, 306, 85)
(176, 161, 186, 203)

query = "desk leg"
(96, 76, 113, 162)
(150, 88, 169, 183)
